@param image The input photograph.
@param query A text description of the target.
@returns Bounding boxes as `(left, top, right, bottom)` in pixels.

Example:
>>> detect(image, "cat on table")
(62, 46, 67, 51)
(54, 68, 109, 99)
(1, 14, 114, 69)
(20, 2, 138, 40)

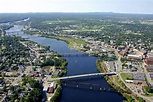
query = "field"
(43, 20, 75, 24)
(49, 36, 87, 49)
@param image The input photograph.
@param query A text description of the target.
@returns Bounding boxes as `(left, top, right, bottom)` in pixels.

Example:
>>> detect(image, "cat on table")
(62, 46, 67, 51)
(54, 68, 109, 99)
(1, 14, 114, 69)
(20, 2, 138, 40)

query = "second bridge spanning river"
(51, 72, 117, 81)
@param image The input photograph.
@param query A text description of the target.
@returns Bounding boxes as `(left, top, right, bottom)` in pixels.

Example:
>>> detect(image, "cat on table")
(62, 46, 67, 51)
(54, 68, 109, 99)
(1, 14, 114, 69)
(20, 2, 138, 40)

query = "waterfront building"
(50, 82, 57, 89)
(47, 87, 54, 93)
(47, 82, 57, 94)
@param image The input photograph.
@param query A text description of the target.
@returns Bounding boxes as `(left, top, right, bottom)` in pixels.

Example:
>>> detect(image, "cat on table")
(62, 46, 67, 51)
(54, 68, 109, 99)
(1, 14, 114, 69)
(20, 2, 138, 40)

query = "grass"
(2, 45, 6, 50)
(49, 36, 87, 49)
(114, 75, 131, 92)
(42, 66, 53, 70)
(43, 20, 75, 24)
(114, 76, 121, 84)
(0, 45, 6, 54)
(143, 94, 153, 97)
(120, 73, 133, 81)
(120, 73, 128, 81)
(141, 22, 153, 25)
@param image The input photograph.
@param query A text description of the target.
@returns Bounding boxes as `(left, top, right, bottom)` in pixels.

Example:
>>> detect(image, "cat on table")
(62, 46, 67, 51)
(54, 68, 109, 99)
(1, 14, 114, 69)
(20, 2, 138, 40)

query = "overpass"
(51, 72, 116, 81)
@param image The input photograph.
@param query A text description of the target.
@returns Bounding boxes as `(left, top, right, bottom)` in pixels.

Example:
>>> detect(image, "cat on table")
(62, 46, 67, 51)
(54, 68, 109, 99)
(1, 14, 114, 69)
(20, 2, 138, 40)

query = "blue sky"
(0, 0, 153, 14)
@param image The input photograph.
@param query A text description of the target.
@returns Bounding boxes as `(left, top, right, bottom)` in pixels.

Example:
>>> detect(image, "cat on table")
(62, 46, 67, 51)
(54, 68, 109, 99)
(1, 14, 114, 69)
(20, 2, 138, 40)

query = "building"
(47, 82, 57, 94)
(147, 52, 153, 58)
(117, 46, 125, 51)
(136, 50, 147, 56)
(146, 52, 153, 65)
(128, 54, 142, 60)
(146, 58, 153, 65)
(18, 65, 25, 73)
(125, 80, 134, 83)
(50, 82, 57, 89)
(119, 51, 127, 56)
(47, 87, 54, 93)
(150, 73, 153, 80)
(146, 66, 153, 72)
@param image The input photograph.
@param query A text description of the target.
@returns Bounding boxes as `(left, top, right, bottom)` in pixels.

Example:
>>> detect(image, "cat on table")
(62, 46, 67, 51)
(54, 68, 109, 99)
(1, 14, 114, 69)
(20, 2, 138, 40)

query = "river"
(5, 25, 124, 102)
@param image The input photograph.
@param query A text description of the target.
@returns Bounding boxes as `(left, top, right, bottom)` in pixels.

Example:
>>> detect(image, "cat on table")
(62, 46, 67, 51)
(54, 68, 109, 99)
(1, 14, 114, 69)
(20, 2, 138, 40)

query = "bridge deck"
(51, 72, 116, 81)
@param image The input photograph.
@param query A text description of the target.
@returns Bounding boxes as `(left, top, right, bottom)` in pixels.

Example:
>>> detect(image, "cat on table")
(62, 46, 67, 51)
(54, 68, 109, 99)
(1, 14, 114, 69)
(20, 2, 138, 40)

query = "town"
(0, 13, 153, 102)
(0, 35, 67, 101)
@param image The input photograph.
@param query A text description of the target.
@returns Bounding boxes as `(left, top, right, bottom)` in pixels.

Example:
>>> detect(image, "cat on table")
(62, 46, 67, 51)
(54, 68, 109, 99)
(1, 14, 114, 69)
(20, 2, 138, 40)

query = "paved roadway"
(0, 95, 6, 102)
(51, 72, 116, 81)
(115, 49, 152, 102)
(143, 63, 153, 86)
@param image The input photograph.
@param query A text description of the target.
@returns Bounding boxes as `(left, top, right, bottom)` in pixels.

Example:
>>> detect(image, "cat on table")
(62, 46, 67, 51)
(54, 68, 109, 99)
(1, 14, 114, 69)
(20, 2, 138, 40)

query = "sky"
(0, 0, 153, 14)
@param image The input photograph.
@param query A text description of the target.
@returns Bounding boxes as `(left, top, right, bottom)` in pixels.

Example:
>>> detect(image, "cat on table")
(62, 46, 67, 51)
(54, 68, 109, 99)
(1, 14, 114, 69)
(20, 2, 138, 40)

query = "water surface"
(6, 25, 124, 102)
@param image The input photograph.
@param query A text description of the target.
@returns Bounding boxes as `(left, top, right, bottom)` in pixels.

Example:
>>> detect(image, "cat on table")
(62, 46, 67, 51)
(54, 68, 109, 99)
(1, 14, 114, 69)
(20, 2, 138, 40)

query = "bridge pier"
(61, 80, 115, 92)
(103, 88, 106, 91)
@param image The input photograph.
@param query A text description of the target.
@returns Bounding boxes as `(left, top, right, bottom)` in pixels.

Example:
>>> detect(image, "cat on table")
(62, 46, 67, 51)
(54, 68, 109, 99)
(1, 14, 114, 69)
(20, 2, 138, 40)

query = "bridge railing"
(51, 72, 116, 81)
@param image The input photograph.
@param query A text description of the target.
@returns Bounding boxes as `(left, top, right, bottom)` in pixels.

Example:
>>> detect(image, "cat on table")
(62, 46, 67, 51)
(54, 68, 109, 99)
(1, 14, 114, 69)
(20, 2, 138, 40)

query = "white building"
(128, 54, 142, 60)
(50, 82, 57, 89)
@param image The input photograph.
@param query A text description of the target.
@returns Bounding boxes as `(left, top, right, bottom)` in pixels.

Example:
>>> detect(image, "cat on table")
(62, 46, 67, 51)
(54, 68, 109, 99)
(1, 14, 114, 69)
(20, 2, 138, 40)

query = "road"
(115, 49, 152, 102)
(51, 72, 116, 81)
(114, 49, 122, 73)
(143, 63, 153, 86)
(0, 95, 6, 102)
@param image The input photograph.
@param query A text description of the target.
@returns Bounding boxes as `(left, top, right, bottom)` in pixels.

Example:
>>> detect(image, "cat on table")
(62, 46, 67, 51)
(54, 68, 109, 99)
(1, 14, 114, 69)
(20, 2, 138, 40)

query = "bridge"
(59, 53, 88, 57)
(51, 72, 116, 81)
(5, 31, 23, 35)
(62, 80, 114, 91)
(39, 53, 88, 57)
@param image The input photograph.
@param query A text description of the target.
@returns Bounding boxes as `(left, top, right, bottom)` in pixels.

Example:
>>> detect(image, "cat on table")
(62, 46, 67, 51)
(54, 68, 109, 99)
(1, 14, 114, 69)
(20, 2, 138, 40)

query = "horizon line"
(0, 11, 153, 15)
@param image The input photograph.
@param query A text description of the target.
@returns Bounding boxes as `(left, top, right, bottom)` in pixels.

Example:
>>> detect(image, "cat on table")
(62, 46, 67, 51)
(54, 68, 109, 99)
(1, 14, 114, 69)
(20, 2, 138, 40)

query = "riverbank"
(3, 24, 124, 102)
(24, 32, 126, 102)
(19, 36, 67, 102)
(49, 35, 87, 51)
(96, 60, 145, 102)
(27, 34, 124, 101)
(50, 80, 62, 102)
(22, 31, 87, 52)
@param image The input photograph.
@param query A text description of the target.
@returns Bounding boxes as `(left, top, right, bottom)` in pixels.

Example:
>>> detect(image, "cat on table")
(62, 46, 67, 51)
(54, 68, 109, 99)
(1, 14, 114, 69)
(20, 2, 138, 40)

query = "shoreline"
(48, 35, 87, 51)
(47, 35, 126, 102)
(21, 31, 135, 102)
(96, 60, 146, 102)
(25, 33, 122, 101)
